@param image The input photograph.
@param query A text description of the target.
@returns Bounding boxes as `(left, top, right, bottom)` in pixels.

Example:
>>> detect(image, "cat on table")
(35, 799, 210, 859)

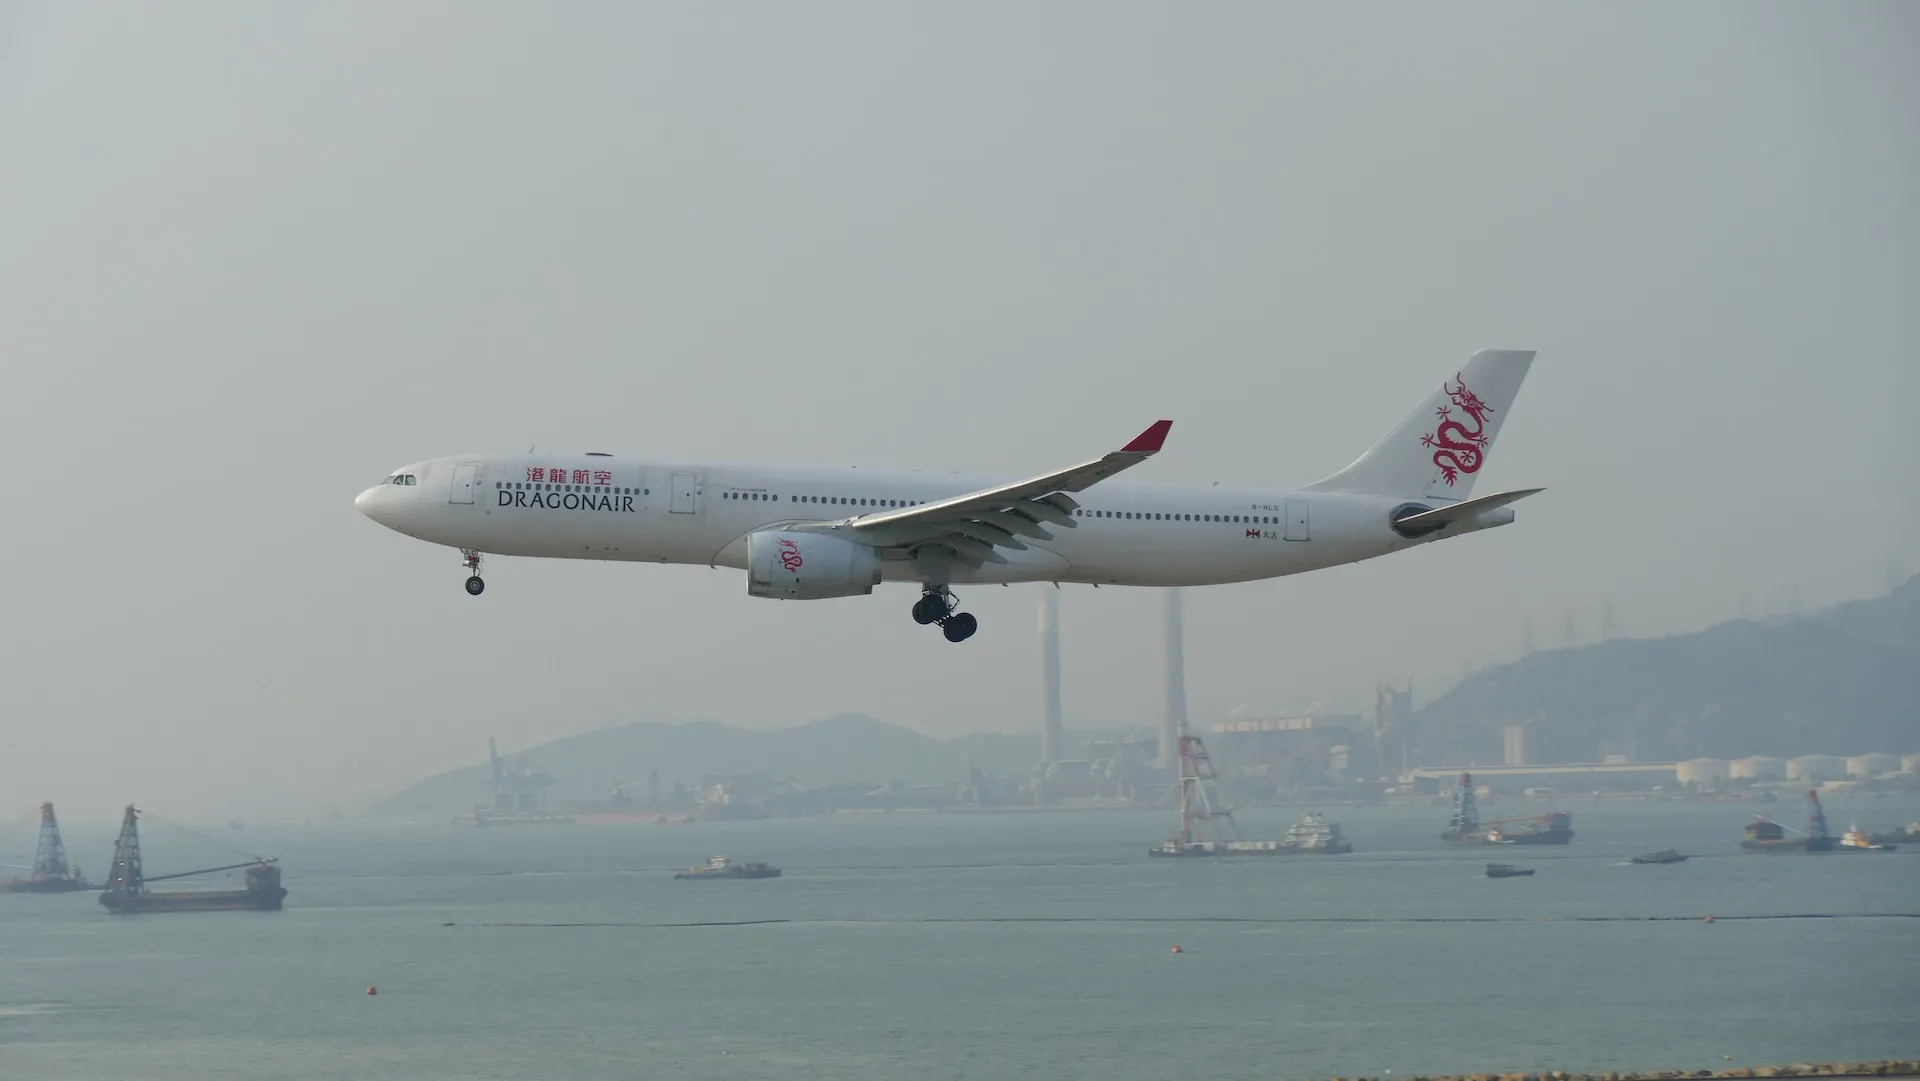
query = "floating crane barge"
(1, 803, 89, 894)
(1742, 790, 1898, 854)
(97, 805, 287, 914)
(1148, 729, 1352, 855)
(1441, 772, 1573, 845)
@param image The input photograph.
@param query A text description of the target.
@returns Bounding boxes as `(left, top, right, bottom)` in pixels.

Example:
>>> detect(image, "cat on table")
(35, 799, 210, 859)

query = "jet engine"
(746, 530, 884, 600)
(1388, 502, 1447, 539)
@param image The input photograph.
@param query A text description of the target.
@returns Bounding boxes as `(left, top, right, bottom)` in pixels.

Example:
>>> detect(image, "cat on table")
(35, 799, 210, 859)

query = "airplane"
(355, 348, 1541, 643)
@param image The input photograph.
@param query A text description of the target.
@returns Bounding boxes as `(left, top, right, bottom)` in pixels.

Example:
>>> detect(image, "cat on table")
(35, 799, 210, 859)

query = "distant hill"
(368, 713, 1044, 818)
(1412, 576, 1920, 764)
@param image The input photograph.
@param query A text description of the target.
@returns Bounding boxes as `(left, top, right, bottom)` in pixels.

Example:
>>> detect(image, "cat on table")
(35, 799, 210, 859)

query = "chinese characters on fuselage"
(504, 466, 632, 512)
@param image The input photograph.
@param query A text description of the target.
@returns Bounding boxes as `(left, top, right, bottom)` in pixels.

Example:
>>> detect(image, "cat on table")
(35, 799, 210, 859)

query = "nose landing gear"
(912, 587, 977, 642)
(461, 549, 485, 595)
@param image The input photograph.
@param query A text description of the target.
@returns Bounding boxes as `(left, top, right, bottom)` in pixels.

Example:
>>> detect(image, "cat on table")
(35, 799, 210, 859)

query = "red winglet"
(1121, 419, 1173, 454)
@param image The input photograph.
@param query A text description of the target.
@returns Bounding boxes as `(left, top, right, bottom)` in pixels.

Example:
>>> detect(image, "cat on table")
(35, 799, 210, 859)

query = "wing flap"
(971, 509, 1055, 541)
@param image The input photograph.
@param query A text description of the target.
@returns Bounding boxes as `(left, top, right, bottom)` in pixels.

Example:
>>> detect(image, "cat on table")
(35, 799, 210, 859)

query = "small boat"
(1277, 812, 1353, 855)
(1839, 823, 1896, 852)
(1629, 849, 1689, 864)
(673, 855, 781, 880)
(1485, 862, 1534, 878)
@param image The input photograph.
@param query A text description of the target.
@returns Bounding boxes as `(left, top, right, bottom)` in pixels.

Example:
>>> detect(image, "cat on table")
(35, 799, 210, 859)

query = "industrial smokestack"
(1160, 588, 1187, 768)
(1039, 592, 1063, 764)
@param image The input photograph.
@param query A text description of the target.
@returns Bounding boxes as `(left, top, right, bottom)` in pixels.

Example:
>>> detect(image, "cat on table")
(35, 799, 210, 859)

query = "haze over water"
(2, 3, 1916, 1077)
(3, 801, 1915, 1080)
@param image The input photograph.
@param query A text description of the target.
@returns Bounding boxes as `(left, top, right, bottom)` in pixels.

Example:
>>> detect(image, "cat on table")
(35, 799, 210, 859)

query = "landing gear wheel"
(911, 593, 948, 625)
(460, 549, 484, 596)
(913, 586, 975, 641)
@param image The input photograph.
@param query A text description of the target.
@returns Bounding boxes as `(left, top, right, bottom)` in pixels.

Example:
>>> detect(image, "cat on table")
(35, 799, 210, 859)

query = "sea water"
(2, 798, 1915, 1080)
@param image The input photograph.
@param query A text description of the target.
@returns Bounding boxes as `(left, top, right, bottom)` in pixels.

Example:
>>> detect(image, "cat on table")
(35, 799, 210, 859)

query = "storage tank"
(1730, 756, 1787, 781)
(1677, 758, 1732, 788)
(1787, 755, 1847, 783)
(1847, 753, 1899, 778)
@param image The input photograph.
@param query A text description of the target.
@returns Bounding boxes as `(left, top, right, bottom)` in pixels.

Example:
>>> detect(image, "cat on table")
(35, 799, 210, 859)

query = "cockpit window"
(382, 474, 418, 485)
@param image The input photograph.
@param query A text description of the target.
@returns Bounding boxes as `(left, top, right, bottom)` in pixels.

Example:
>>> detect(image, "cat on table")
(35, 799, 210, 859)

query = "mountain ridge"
(1409, 576, 1919, 765)
(367, 712, 1044, 817)
(369, 578, 1917, 816)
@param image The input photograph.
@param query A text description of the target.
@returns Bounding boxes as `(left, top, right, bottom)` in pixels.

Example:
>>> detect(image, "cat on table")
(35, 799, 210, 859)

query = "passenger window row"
(723, 490, 1277, 525)
(719, 492, 928, 507)
(497, 482, 649, 495)
(796, 495, 920, 507)
(1074, 509, 1280, 525)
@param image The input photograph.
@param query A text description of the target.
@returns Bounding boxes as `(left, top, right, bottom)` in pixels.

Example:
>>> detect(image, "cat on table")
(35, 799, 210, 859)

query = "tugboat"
(1485, 862, 1534, 878)
(1, 803, 89, 894)
(1629, 849, 1689, 864)
(1277, 812, 1353, 855)
(673, 855, 781, 880)
(97, 806, 287, 913)
(1839, 821, 1897, 852)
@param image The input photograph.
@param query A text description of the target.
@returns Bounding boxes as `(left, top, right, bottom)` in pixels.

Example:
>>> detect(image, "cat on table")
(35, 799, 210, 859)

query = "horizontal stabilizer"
(1392, 488, 1544, 533)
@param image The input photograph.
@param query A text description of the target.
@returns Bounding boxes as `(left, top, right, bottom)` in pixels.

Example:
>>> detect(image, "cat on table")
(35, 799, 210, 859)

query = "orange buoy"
(366, 986, 378, 995)
(1170, 945, 1183, 954)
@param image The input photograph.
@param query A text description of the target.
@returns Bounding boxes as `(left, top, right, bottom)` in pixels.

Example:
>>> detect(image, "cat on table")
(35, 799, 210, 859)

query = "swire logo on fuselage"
(498, 490, 637, 513)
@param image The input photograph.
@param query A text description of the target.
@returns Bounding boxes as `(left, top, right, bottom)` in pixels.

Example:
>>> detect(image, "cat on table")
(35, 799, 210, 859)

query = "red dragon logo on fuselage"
(1420, 372, 1495, 486)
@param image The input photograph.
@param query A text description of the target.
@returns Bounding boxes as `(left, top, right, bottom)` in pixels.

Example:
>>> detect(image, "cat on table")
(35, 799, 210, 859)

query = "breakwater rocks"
(1307, 1063, 1920, 1081)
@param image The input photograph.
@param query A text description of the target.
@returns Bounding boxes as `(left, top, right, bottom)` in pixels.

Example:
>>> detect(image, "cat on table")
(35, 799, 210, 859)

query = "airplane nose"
(355, 487, 382, 521)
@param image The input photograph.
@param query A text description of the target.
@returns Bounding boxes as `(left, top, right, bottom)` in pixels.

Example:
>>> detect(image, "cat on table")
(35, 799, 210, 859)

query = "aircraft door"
(450, 462, 480, 505)
(1284, 499, 1309, 541)
(669, 472, 700, 515)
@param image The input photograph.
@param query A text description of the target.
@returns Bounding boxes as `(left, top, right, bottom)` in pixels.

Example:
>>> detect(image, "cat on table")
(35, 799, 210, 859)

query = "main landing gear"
(461, 549, 485, 596)
(912, 586, 977, 643)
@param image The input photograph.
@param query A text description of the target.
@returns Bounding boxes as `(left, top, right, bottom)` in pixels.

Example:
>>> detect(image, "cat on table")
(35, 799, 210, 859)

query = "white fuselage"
(354, 452, 1510, 589)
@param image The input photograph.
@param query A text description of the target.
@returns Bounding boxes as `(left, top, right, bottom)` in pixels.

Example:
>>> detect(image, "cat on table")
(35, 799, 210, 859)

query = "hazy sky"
(3, 2, 1915, 822)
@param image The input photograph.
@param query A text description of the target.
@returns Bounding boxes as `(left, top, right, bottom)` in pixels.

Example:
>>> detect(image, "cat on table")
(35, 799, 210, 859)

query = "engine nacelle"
(1389, 502, 1447, 539)
(747, 530, 883, 600)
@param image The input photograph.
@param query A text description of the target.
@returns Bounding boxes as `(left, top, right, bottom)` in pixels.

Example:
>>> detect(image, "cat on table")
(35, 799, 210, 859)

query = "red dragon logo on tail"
(1420, 372, 1495, 486)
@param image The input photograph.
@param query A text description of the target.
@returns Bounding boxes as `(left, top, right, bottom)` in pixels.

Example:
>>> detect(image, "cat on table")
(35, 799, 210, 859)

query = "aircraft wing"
(833, 420, 1173, 566)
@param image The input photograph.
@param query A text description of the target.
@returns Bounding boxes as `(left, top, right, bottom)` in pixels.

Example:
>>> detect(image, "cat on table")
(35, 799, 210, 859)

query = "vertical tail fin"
(1304, 349, 1535, 500)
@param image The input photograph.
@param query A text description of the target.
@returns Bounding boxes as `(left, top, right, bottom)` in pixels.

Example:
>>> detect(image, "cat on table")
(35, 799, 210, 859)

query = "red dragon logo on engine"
(776, 537, 804, 572)
(1420, 372, 1495, 486)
